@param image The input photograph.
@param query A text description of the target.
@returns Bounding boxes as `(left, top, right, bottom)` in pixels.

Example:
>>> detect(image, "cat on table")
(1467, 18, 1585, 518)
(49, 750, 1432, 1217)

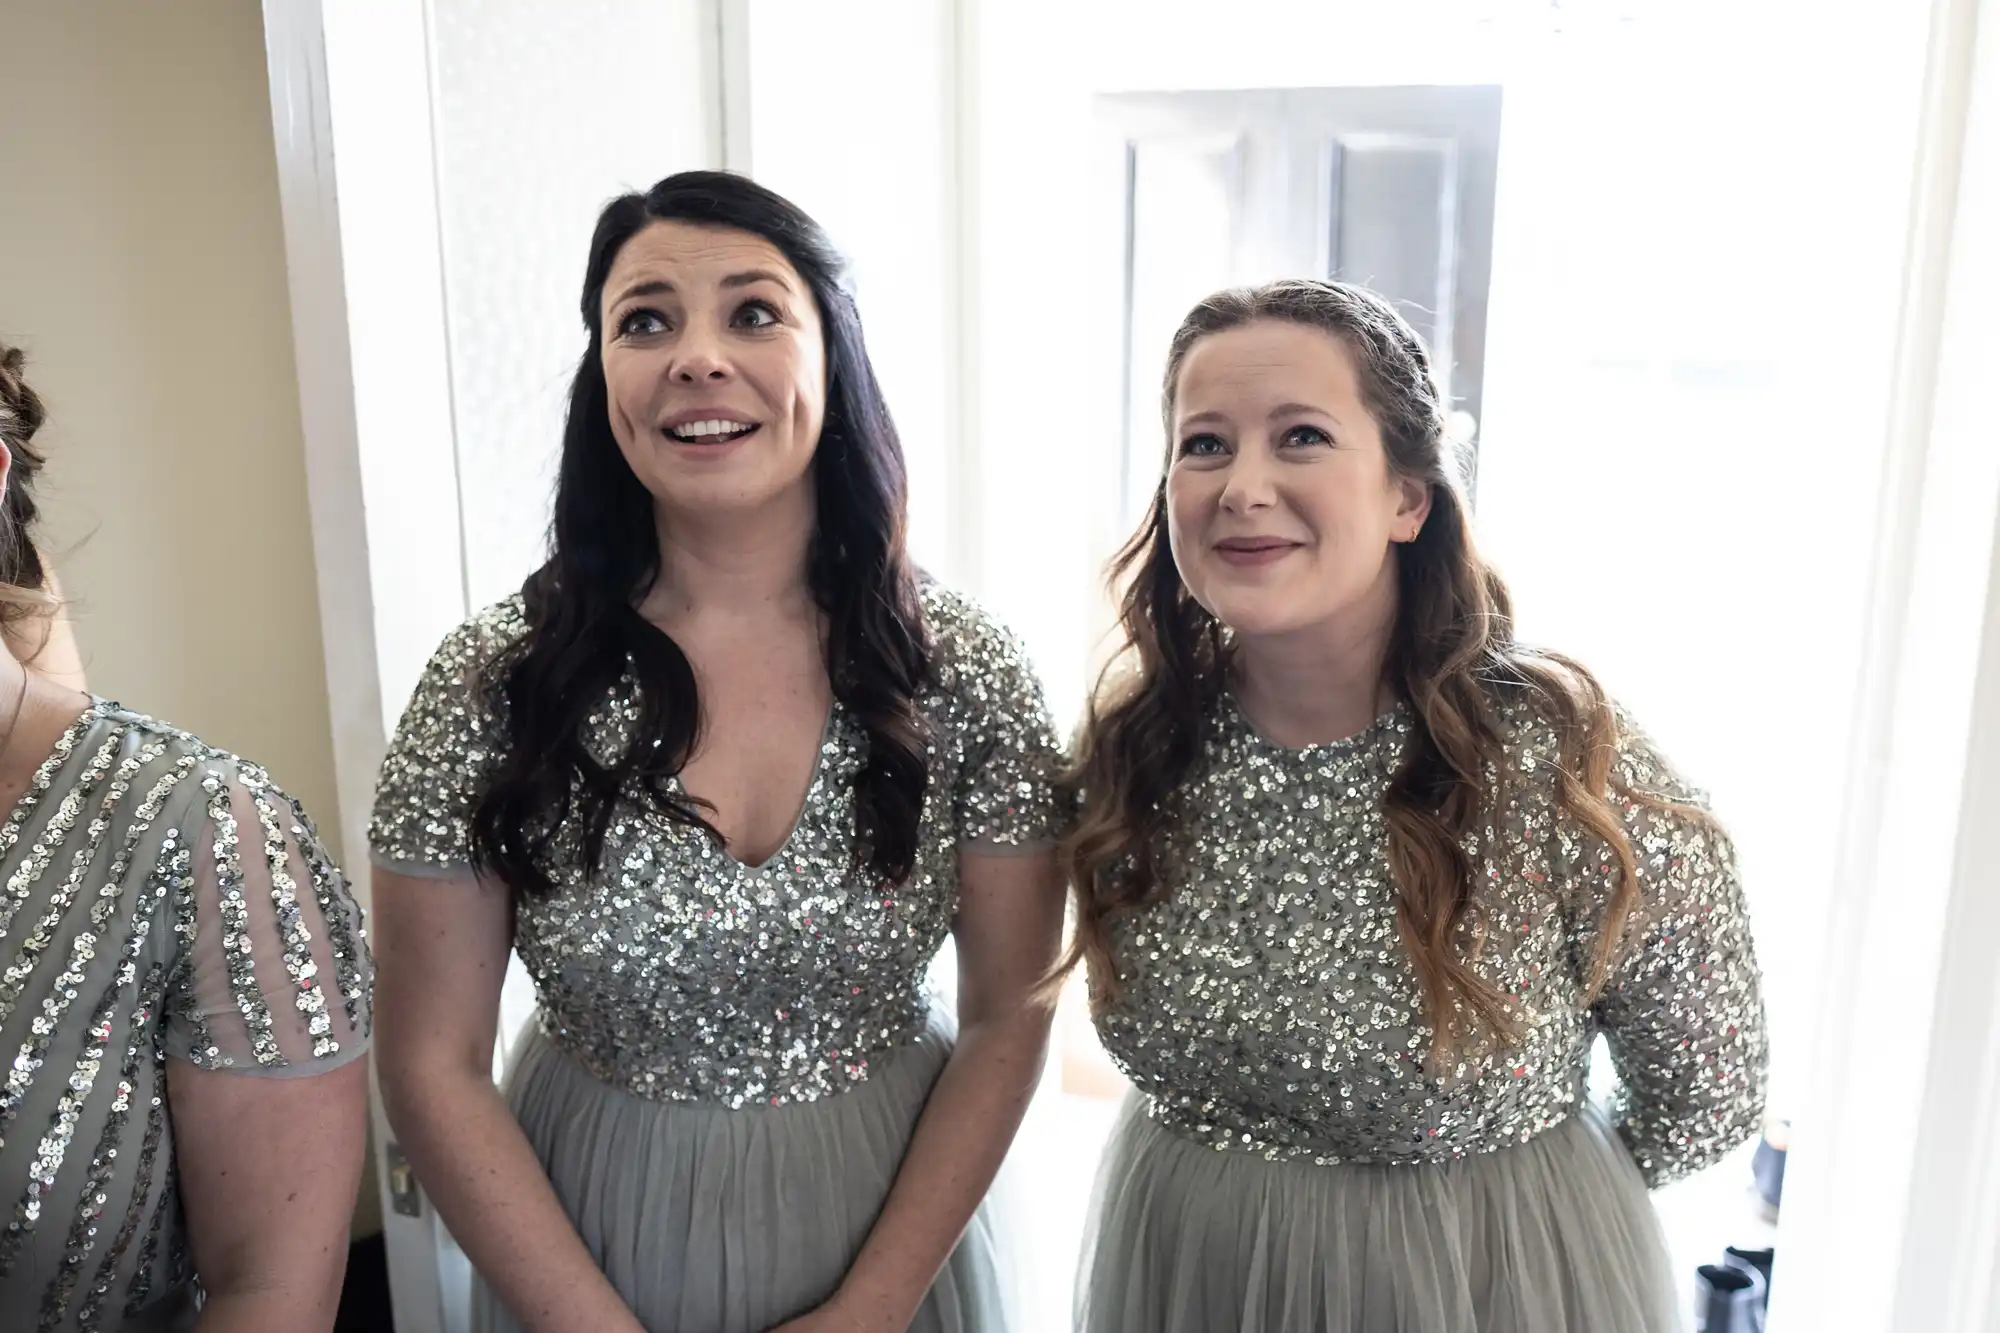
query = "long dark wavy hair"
(1061, 280, 1694, 1059)
(470, 171, 932, 898)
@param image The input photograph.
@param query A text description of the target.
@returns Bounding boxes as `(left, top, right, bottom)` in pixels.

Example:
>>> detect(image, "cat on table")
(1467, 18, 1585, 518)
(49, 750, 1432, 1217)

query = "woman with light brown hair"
(0, 342, 373, 1332)
(1063, 281, 1767, 1331)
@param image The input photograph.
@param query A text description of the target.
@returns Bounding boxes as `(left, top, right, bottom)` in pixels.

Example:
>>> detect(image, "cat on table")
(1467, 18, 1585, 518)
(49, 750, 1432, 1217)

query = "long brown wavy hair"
(1061, 280, 1674, 1059)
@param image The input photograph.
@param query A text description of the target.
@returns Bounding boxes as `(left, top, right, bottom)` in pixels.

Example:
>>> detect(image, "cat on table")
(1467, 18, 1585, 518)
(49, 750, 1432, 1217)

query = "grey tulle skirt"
(475, 1009, 1007, 1333)
(1078, 1096, 1680, 1333)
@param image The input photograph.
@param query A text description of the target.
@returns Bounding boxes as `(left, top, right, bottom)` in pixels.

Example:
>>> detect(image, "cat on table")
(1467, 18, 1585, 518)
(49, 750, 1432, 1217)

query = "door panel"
(1103, 85, 1502, 518)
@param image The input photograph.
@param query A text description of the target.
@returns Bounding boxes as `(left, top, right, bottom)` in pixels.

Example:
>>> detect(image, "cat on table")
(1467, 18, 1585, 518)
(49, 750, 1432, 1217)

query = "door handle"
(385, 1141, 424, 1218)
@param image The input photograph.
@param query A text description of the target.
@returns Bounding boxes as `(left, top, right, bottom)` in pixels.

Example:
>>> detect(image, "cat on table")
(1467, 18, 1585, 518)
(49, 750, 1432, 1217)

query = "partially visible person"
(0, 341, 373, 1332)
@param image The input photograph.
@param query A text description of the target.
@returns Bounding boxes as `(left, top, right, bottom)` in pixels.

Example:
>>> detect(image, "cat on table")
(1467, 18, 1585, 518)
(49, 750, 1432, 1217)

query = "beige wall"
(0, 0, 379, 1236)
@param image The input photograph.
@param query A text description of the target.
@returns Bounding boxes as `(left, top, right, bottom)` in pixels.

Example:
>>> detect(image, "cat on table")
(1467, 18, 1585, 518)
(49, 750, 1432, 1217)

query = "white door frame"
(1770, 0, 2000, 1328)
(260, 0, 473, 1328)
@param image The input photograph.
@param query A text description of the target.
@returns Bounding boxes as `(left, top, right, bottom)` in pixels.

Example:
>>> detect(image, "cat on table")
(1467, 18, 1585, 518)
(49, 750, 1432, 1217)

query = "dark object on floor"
(336, 1232, 395, 1333)
(1695, 1262, 1766, 1333)
(1723, 1245, 1774, 1312)
(1753, 1122, 1788, 1220)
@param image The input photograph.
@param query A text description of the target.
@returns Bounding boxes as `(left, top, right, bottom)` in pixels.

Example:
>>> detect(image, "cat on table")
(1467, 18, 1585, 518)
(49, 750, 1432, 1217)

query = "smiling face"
(1165, 319, 1431, 643)
(597, 220, 827, 518)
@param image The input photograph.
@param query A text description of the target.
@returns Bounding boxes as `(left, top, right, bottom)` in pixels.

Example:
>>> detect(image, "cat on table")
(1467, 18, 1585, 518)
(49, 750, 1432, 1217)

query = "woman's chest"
(1099, 777, 1580, 1083)
(515, 744, 965, 1006)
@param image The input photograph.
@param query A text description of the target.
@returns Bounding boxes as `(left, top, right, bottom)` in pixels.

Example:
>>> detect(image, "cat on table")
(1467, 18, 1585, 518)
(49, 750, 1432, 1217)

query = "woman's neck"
(1230, 581, 1398, 749)
(0, 652, 90, 800)
(637, 484, 818, 627)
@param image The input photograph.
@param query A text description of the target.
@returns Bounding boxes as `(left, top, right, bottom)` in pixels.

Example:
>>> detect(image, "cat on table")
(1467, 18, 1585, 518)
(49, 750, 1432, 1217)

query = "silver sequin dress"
(1080, 693, 1767, 1333)
(370, 584, 1065, 1333)
(0, 700, 372, 1332)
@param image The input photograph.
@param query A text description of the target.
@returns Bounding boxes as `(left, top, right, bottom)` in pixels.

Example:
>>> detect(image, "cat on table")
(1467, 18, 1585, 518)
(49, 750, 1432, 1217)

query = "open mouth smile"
(663, 417, 761, 445)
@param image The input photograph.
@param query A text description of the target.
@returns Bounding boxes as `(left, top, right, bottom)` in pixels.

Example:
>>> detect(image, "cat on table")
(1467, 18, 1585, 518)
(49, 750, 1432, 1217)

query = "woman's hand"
(789, 845, 1063, 1330)
(766, 1294, 885, 1333)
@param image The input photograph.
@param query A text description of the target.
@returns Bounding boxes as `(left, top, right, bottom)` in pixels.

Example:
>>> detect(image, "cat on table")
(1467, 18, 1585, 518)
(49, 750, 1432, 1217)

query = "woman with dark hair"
(1063, 280, 1767, 1332)
(370, 172, 1065, 1333)
(0, 341, 372, 1332)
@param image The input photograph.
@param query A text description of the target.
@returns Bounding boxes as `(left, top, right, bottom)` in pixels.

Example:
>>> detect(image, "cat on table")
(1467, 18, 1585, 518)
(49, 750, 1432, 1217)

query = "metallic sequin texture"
(1094, 693, 1767, 1188)
(0, 747, 176, 1171)
(0, 701, 373, 1325)
(371, 584, 1065, 1108)
(121, 1155, 170, 1319)
(283, 787, 370, 1036)
(201, 776, 282, 1068)
(40, 964, 166, 1331)
(247, 779, 337, 1057)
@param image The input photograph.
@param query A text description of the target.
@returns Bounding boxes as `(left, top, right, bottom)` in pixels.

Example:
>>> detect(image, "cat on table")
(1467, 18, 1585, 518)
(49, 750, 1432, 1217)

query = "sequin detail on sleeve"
(1588, 715, 1769, 1187)
(931, 588, 1068, 849)
(244, 776, 337, 1058)
(162, 834, 212, 1068)
(1093, 692, 1767, 1177)
(369, 601, 522, 871)
(284, 789, 370, 1036)
(195, 776, 281, 1067)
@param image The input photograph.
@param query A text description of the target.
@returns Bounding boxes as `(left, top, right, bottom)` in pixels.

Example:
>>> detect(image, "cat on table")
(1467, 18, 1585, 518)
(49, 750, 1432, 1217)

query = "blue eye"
(734, 301, 779, 329)
(1282, 424, 1332, 448)
(1179, 433, 1227, 458)
(617, 308, 668, 338)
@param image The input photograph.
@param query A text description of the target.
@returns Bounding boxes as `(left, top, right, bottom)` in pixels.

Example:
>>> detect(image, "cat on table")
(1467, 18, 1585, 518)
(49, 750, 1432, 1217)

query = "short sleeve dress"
(0, 700, 372, 1332)
(370, 582, 1065, 1333)
(1079, 692, 1767, 1333)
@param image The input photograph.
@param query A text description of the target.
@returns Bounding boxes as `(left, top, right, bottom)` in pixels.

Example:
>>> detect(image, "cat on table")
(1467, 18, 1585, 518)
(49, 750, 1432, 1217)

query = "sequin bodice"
(370, 584, 1064, 1109)
(1095, 693, 1766, 1188)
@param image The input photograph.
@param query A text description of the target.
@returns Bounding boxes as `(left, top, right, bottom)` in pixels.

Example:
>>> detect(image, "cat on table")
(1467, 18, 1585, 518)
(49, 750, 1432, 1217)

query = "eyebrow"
(1180, 402, 1339, 429)
(608, 269, 797, 308)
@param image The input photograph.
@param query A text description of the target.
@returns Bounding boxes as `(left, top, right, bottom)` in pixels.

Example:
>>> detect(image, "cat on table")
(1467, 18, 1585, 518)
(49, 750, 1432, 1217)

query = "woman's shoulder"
(1483, 674, 1705, 807)
(432, 594, 531, 668)
(917, 578, 1040, 696)
(393, 595, 531, 713)
(65, 699, 321, 820)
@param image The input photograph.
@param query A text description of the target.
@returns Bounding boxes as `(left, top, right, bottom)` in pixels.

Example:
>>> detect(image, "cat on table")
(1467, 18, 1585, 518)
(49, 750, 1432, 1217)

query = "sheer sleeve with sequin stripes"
(158, 760, 373, 1075)
(937, 596, 1069, 851)
(1583, 711, 1769, 1188)
(368, 602, 518, 877)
